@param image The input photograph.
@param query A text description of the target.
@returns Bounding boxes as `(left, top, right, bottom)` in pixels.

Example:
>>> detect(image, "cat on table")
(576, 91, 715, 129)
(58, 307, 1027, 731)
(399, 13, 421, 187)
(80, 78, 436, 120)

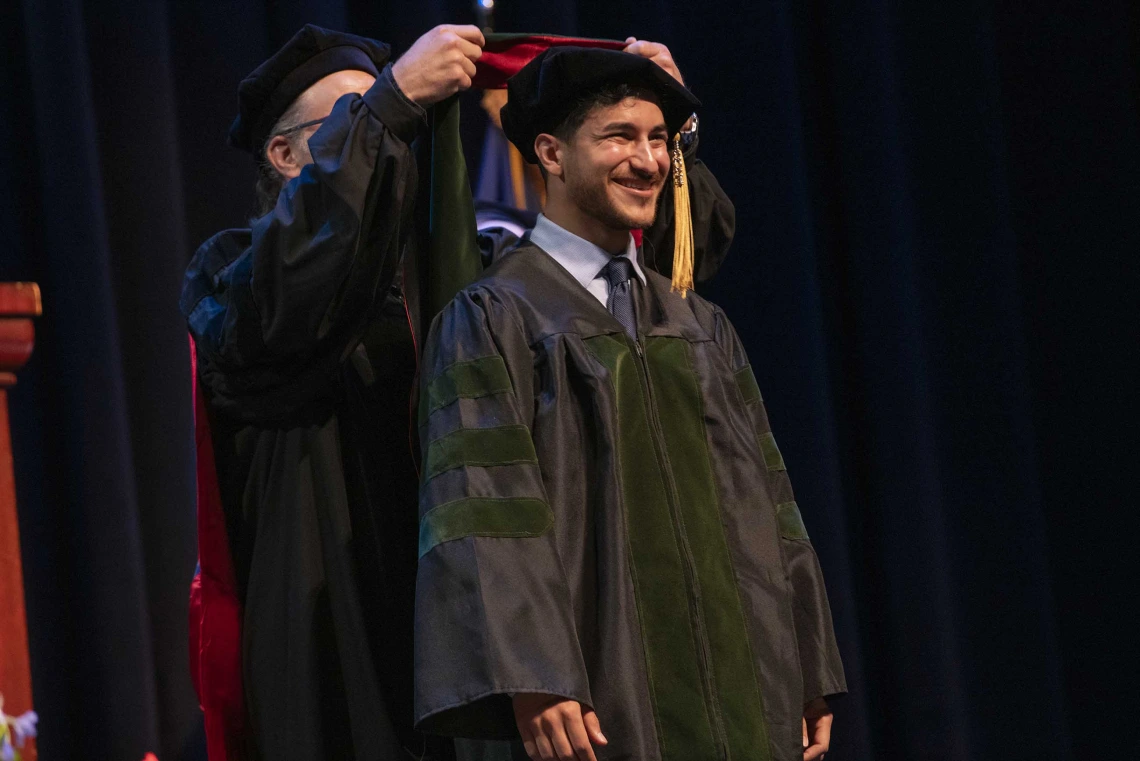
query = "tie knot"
(601, 257, 636, 288)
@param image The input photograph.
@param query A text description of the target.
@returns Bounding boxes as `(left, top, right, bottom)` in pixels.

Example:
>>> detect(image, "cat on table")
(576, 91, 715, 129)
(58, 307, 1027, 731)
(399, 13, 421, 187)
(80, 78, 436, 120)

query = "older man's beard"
(568, 169, 661, 232)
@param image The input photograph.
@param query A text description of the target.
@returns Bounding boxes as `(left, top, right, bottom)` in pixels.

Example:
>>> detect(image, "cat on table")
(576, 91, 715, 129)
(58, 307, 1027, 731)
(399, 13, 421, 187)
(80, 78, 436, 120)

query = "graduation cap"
(228, 25, 391, 154)
(493, 43, 702, 296)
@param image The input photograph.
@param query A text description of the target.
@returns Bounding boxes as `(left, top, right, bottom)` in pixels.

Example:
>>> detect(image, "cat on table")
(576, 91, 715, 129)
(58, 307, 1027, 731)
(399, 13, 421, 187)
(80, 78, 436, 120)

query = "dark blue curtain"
(1, 1, 1135, 759)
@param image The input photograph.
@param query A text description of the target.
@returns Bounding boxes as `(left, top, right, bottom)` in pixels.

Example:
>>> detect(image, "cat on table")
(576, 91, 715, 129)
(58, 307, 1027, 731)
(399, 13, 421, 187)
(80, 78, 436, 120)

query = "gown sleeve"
(712, 309, 848, 705)
(181, 64, 425, 409)
(641, 133, 736, 283)
(413, 288, 592, 739)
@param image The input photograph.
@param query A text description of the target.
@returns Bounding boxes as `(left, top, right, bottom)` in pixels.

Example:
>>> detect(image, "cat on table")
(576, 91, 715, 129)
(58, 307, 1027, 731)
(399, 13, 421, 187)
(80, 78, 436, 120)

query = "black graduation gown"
(414, 244, 846, 761)
(181, 65, 736, 760)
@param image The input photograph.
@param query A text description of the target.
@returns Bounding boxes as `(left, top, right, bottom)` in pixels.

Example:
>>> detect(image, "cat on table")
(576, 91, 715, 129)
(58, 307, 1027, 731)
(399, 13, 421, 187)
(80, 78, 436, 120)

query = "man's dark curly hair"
(551, 82, 661, 141)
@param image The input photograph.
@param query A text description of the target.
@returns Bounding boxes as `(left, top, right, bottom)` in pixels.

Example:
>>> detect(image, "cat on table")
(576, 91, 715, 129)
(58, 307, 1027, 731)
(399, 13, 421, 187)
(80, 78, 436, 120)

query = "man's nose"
(627, 139, 659, 175)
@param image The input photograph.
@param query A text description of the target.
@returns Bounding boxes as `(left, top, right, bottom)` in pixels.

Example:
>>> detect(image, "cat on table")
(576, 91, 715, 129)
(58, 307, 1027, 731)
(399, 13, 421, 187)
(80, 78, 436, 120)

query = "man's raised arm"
(182, 27, 486, 388)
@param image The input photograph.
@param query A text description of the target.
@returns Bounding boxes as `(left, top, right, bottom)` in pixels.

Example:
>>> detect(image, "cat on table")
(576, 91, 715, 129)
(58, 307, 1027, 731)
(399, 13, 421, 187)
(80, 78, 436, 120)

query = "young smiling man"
(413, 48, 847, 761)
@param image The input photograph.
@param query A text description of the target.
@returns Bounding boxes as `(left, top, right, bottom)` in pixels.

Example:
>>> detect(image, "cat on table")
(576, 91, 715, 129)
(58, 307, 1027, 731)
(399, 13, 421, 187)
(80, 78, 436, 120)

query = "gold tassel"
(670, 135, 695, 297)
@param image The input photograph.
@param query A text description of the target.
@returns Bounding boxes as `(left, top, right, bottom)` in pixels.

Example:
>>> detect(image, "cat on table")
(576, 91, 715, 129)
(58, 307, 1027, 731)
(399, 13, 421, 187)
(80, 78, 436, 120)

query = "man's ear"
(534, 134, 564, 179)
(265, 134, 303, 180)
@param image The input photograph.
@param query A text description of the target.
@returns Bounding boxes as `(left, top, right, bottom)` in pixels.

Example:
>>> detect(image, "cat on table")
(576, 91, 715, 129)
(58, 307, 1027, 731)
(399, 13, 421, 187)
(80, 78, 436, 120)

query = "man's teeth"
(615, 178, 654, 190)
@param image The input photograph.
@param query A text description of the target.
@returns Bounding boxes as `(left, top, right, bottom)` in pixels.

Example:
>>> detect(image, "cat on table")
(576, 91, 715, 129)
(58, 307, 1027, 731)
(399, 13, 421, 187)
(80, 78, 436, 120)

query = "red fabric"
(473, 35, 626, 89)
(189, 335, 246, 761)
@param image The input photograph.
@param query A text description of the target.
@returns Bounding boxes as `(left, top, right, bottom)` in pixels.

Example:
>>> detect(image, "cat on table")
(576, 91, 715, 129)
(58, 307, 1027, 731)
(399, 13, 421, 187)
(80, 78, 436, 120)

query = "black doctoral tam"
(229, 24, 391, 153)
(500, 46, 700, 163)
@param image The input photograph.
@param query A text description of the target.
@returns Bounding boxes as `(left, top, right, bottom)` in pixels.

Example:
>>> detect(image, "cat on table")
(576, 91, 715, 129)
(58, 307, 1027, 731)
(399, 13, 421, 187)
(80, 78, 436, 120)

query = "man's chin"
(625, 209, 659, 230)
(606, 196, 660, 230)
(601, 210, 656, 232)
(571, 180, 660, 232)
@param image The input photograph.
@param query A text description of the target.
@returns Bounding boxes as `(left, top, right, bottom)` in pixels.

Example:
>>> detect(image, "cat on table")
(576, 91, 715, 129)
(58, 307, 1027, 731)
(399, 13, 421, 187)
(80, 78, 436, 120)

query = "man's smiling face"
(560, 95, 671, 231)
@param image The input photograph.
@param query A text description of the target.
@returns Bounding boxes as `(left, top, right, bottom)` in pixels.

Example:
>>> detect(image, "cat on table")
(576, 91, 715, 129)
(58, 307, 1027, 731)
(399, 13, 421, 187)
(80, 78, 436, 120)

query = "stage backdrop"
(1, 0, 1136, 759)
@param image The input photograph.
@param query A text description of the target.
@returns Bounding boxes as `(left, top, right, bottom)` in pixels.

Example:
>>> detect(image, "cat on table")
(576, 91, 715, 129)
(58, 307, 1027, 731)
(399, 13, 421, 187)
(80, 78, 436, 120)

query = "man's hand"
(513, 693, 608, 761)
(623, 38, 694, 134)
(623, 38, 684, 85)
(392, 25, 485, 107)
(802, 697, 833, 761)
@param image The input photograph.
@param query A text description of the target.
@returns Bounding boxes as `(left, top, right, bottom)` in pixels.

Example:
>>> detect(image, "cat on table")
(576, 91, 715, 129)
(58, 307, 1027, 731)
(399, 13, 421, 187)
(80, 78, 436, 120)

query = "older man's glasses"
(273, 116, 329, 137)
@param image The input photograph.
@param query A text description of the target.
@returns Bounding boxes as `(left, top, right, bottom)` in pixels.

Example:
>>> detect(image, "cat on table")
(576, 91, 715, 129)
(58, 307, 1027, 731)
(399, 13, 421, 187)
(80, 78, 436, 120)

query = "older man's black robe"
(181, 65, 735, 760)
(415, 245, 846, 761)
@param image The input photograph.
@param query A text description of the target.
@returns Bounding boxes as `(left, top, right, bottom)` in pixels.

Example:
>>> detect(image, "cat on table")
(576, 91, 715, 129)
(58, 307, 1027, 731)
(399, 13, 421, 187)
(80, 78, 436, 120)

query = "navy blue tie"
(602, 257, 637, 341)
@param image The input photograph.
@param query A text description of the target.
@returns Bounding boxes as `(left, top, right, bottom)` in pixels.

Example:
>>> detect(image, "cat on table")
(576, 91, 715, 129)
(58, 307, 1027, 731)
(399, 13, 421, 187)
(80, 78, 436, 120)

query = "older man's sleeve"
(413, 289, 591, 740)
(182, 64, 425, 386)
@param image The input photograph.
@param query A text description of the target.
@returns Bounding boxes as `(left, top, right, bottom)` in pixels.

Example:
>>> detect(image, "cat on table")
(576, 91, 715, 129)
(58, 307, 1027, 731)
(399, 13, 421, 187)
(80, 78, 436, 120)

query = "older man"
(181, 23, 735, 761)
(414, 47, 846, 761)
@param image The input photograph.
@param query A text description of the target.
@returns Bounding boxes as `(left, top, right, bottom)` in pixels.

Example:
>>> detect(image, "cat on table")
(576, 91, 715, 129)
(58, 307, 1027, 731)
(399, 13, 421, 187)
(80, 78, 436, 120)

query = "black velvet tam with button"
(500, 46, 701, 163)
(228, 24, 391, 154)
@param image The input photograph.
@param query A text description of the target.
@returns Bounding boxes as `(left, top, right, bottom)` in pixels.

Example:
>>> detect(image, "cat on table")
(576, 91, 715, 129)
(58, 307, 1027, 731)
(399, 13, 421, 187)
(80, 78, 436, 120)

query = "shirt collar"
(529, 214, 647, 290)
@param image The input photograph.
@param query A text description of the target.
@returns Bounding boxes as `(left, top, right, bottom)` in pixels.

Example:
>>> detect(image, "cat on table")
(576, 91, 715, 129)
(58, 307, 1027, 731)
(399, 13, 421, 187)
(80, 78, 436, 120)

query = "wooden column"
(0, 282, 40, 760)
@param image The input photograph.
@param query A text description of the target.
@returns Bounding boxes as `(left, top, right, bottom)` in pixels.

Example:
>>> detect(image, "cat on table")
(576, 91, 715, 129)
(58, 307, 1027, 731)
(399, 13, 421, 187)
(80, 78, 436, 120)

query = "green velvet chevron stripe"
(734, 364, 762, 405)
(420, 355, 513, 423)
(758, 431, 787, 472)
(423, 425, 537, 482)
(585, 335, 720, 761)
(776, 501, 809, 541)
(419, 497, 553, 557)
(645, 337, 771, 761)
